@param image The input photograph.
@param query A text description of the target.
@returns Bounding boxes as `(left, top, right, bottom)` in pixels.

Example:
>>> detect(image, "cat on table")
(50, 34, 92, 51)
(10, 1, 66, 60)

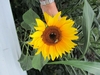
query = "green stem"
(81, 69, 87, 75)
(90, 47, 100, 59)
(70, 66, 78, 75)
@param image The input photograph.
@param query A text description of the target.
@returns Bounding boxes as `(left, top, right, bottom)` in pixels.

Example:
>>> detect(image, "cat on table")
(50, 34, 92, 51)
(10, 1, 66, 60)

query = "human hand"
(40, 2, 58, 16)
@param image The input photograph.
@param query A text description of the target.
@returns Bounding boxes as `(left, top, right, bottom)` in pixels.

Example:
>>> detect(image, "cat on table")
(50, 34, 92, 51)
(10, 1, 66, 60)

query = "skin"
(40, 2, 58, 16)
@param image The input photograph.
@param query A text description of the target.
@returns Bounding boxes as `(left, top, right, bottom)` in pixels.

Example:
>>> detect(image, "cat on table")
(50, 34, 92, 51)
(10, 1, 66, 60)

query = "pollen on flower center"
(42, 26, 61, 45)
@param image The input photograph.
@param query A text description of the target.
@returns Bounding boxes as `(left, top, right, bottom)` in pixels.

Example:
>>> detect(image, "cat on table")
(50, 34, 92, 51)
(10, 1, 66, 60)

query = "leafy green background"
(10, 0, 100, 75)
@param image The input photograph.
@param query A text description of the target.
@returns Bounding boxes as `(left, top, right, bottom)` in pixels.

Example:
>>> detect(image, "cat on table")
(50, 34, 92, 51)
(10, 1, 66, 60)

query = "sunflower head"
(28, 11, 78, 61)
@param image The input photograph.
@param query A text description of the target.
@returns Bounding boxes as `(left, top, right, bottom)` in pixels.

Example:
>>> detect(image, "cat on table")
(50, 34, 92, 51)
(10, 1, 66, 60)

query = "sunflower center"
(49, 33, 56, 40)
(42, 26, 61, 45)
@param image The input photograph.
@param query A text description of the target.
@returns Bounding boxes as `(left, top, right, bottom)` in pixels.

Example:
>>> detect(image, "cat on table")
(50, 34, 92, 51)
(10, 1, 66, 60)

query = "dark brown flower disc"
(42, 26, 61, 45)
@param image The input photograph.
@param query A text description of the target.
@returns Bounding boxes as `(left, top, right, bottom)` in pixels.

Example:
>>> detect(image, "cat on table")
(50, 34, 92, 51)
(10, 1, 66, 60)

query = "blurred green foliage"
(10, 0, 100, 75)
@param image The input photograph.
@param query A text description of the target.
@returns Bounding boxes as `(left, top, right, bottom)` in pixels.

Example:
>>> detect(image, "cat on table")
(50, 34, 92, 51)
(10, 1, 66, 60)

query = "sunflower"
(28, 12, 78, 61)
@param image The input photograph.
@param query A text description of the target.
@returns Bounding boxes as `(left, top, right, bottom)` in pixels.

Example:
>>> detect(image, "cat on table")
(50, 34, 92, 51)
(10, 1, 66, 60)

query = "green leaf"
(21, 21, 31, 30)
(49, 60, 100, 75)
(81, 0, 95, 58)
(32, 53, 48, 71)
(23, 8, 39, 30)
(19, 53, 33, 71)
(97, 6, 100, 22)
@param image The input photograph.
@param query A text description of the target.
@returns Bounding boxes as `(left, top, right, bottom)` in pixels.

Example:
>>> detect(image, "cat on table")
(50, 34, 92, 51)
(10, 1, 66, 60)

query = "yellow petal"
(35, 48, 42, 55)
(35, 40, 44, 55)
(62, 37, 77, 49)
(28, 40, 34, 46)
(64, 35, 79, 40)
(28, 37, 38, 46)
(55, 16, 67, 27)
(61, 39, 74, 53)
(55, 42, 66, 57)
(53, 11, 61, 25)
(44, 12, 61, 26)
(43, 12, 53, 26)
(41, 44, 49, 60)
(49, 46, 56, 61)
(34, 26, 45, 31)
(43, 12, 50, 23)
(36, 19, 46, 27)
(34, 37, 44, 48)
(30, 31, 42, 37)
(61, 26, 77, 35)
(61, 28, 79, 40)
(60, 19, 74, 29)
(47, 17, 53, 26)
